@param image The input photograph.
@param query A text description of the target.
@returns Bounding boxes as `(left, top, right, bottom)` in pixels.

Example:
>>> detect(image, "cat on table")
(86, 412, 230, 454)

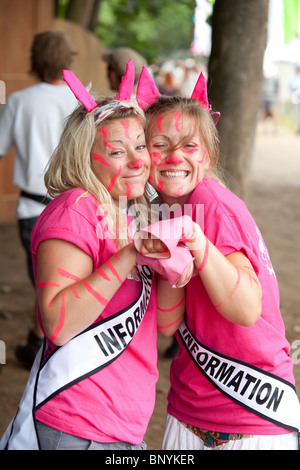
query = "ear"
(116, 59, 135, 101)
(136, 67, 160, 109)
(63, 70, 98, 112)
(191, 72, 209, 110)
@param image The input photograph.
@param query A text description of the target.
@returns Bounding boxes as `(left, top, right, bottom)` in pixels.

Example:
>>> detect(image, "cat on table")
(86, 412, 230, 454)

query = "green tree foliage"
(56, 0, 196, 63)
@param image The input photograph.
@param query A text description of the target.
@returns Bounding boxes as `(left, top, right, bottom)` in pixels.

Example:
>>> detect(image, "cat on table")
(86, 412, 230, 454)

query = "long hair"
(145, 96, 223, 180)
(45, 98, 151, 246)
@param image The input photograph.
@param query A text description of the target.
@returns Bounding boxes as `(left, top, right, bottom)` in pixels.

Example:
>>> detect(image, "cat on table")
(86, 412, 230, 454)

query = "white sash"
(1, 265, 152, 450)
(178, 321, 300, 434)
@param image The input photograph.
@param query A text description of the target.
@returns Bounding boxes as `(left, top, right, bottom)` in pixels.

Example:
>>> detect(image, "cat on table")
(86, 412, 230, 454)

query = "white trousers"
(162, 414, 299, 450)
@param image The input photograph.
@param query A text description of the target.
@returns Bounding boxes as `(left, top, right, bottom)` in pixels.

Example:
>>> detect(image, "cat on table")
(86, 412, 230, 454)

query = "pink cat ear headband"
(136, 66, 220, 124)
(63, 59, 135, 126)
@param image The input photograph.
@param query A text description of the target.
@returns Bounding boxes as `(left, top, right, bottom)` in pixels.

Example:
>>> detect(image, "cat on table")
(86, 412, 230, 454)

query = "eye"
(110, 149, 124, 157)
(136, 144, 147, 151)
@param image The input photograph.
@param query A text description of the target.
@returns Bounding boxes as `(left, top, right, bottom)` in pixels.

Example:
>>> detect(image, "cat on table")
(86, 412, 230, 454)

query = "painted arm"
(36, 239, 137, 346)
(186, 223, 262, 327)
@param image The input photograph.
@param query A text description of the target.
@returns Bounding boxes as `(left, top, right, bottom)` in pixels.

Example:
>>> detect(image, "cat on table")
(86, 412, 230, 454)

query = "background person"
(0, 31, 77, 368)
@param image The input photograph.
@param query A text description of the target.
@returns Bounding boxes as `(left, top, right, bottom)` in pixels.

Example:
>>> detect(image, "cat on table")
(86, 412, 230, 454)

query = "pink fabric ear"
(117, 59, 135, 101)
(191, 72, 209, 110)
(62, 70, 98, 112)
(136, 66, 160, 109)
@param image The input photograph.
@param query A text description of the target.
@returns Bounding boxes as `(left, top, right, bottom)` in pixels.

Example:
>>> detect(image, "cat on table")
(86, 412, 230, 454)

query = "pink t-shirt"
(31, 188, 158, 444)
(168, 178, 295, 435)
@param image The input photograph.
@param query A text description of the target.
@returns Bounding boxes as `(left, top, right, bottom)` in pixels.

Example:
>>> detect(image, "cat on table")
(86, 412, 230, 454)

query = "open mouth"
(160, 170, 189, 178)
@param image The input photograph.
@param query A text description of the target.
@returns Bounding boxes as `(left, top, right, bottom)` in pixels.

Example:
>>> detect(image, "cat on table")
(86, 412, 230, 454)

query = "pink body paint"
(125, 182, 131, 199)
(128, 159, 144, 168)
(82, 280, 109, 306)
(157, 296, 185, 312)
(38, 282, 60, 288)
(157, 314, 184, 330)
(105, 260, 123, 285)
(96, 268, 111, 281)
(49, 291, 65, 342)
(197, 237, 209, 272)
(214, 266, 241, 309)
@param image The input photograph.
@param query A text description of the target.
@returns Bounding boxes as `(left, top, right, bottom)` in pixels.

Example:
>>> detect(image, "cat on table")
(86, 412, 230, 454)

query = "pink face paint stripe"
(107, 166, 122, 193)
(197, 237, 209, 272)
(173, 112, 181, 133)
(98, 127, 116, 150)
(49, 291, 65, 342)
(128, 159, 144, 168)
(157, 295, 185, 312)
(105, 260, 123, 285)
(157, 115, 164, 133)
(125, 182, 131, 199)
(214, 266, 241, 309)
(157, 315, 184, 330)
(93, 153, 112, 167)
(120, 120, 131, 139)
(82, 280, 109, 306)
(38, 282, 60, 288)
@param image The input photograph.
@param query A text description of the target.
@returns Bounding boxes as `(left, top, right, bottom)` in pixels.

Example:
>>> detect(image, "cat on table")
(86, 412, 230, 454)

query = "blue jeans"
(36, 421, 147, 450)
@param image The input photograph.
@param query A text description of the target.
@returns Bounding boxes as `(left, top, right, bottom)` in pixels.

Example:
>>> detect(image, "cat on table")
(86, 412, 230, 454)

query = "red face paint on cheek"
(92, 153, 112, 167)
(125, 182, 132, 199)
(107, 166, 122, 193)
(157, 181, 164, 191)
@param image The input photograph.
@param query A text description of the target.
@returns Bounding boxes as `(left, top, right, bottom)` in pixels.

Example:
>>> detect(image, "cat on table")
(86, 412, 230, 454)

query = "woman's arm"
(187, 224, 262, 327)
(36, 239, 137, 346)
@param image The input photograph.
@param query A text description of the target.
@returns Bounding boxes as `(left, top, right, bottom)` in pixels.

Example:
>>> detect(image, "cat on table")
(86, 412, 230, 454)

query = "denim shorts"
(36, 421, 147, 451)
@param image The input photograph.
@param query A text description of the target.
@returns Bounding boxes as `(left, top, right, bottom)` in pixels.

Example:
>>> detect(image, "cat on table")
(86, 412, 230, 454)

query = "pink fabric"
(136, 66, 160, 110)
(31, 188, 158, 444)
(168, 178, 295, 435)
(134, 215, 195, 286)
(191, 72, 209, 110)
(62, 70, 98, 112)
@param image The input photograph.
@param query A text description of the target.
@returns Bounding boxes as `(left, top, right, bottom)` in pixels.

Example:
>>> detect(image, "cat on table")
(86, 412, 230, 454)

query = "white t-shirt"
(0, 83, 77, 218)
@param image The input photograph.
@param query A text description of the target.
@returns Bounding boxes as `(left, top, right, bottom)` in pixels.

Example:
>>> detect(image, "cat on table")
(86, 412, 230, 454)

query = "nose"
(128, 159, 145, 169)
(165, 155, 184, 165)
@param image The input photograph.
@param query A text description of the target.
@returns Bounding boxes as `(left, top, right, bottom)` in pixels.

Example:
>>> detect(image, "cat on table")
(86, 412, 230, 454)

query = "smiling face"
(91, 117, 150, 201)
(148, 111, 210, 206)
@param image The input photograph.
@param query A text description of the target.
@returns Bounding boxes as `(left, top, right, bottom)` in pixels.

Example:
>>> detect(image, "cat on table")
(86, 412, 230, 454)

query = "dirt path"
(0, 126, 299, 450)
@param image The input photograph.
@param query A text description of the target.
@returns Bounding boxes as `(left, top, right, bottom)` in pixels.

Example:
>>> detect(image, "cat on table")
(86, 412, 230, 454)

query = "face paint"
(92, 118, 150, 201)
(92, 152, 112, 167)
(96, 268, 111, 281)
(149, 112, 207, 205)
(107, 165, 122, 193)
(120, 120, 131, 139)
(196, 237, 209, 272)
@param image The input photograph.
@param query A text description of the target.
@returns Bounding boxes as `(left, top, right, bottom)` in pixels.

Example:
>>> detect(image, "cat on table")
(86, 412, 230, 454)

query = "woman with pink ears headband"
(0, 60, 192, 451)
(133, 68, 300, 450)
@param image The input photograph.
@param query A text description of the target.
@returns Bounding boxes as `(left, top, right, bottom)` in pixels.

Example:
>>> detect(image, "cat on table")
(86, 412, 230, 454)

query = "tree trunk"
(65, 0, 101, 31)
(208, 0, 269, 200)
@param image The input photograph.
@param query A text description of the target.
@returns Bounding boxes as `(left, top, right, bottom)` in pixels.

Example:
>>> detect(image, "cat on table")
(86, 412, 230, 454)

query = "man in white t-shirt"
(0, 31, 78, 368)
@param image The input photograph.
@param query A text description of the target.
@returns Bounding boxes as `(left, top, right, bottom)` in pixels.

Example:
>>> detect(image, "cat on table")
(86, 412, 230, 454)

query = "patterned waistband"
(180, 421, 252, 448)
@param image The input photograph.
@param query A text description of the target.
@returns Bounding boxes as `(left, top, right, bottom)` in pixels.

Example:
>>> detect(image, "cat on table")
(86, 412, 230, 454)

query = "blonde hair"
(45, 98, 152, 246)
(145, 96, 223, 182)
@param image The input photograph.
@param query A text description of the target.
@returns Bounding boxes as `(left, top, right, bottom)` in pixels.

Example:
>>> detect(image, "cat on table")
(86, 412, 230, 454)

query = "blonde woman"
(1, 66, 186, 451)
(135, 70, 300, 450)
